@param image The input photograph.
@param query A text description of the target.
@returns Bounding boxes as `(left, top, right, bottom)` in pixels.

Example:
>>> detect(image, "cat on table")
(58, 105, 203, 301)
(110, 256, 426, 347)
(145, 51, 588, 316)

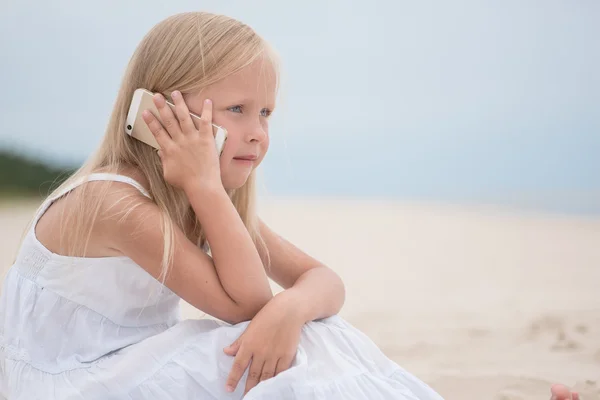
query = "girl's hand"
(142, 91, 222, 193)
(224, 292, 304, 396)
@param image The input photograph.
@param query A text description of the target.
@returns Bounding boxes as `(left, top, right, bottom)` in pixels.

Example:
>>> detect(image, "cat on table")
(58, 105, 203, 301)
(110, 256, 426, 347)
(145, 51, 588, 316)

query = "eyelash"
(227, 105, 272, 117)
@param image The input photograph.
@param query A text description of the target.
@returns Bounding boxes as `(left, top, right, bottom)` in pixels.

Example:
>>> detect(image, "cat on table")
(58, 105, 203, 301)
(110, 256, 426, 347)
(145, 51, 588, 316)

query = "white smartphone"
(125, 88, 228, 155)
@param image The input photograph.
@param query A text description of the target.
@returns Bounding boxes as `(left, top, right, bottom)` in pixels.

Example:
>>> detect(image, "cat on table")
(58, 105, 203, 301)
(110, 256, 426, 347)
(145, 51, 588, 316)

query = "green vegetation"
(0, 150, 77, 199)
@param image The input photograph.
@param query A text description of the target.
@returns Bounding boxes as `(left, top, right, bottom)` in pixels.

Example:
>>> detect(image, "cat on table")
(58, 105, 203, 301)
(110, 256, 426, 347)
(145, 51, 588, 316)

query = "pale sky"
(1, 1, 598, 213)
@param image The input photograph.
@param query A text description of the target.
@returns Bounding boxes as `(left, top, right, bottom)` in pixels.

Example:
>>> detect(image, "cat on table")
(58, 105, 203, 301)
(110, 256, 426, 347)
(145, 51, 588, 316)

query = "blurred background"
(1, 0, 598, 212)
(0, 1, 598, 399)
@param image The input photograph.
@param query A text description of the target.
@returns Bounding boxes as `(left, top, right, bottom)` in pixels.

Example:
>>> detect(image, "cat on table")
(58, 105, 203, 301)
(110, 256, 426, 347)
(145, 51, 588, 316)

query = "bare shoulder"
(94, 178, 159, 252)
(34, 173, 155, 258)
(92, 166, 156, 229)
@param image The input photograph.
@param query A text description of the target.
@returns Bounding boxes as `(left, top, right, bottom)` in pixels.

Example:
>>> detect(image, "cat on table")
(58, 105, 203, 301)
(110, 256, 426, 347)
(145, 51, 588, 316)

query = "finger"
(244, 356, 264, 395)
(142, 110, 170, 150)
(195, 98, 213, 134)
(259, 358, 277, 383)
(153, 93, 183, 139)
(226, 349, 251, 393)
(274, 353, 294, 376)
(171, 90, 196, 135)
(572, 392, 579, 400)
(224, 337, 242, 356)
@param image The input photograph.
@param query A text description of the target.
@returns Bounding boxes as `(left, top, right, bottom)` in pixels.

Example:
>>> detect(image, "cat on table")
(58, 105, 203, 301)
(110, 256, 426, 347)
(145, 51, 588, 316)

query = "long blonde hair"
(33, 12, 278, 280)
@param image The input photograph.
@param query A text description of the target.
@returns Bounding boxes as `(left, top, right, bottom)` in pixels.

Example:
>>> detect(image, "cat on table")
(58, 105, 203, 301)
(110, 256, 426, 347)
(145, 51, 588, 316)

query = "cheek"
(221, 129, 241, 157)
(258, 135, 270, 161)
(214, 113, 239, 150)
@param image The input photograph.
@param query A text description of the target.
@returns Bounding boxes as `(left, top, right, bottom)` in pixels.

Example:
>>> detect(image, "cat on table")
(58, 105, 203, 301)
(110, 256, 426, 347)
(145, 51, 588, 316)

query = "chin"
(221, 174, 251, 191)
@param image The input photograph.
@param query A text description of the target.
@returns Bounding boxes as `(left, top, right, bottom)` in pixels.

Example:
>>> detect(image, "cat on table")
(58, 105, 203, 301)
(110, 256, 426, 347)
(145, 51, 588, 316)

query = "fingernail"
(205, 99, 212, 105)
(226, 385, 234, 393)
(172, 90, 180, 99)
(142, 110, 150, 118)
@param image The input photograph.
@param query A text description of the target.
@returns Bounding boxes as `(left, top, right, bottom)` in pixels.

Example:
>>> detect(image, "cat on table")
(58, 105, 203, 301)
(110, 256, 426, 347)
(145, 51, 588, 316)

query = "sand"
(1, 197, 599, 399)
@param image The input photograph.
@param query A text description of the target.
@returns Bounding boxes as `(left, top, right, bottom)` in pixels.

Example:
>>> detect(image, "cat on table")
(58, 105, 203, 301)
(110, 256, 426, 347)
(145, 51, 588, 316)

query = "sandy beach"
(1, 197, 599, 399)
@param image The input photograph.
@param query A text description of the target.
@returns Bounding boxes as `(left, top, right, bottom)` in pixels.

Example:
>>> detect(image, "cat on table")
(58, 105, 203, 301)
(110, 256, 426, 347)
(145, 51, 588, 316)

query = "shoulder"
(34, 169, 159, 258)
(96, 181, 157, 227)
(81, 170, 161, 251)
(83, 167, 153, 209)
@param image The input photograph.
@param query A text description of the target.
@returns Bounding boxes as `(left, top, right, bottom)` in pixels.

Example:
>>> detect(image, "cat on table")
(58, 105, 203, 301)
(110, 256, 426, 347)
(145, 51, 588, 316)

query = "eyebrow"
(222, 97, 276, 109)
(226, 97, 254, 105)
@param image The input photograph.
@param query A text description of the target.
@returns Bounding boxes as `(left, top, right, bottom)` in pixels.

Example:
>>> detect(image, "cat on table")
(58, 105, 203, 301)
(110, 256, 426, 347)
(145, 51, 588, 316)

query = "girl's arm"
(223, 220, 346, 394)
(103, 184, 272, 324)
(258, 219, 346, 322)
(186, 184, 273, 313)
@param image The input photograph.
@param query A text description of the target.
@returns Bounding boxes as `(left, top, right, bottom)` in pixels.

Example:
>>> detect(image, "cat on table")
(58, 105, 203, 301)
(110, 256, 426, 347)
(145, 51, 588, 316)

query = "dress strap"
(84, 173, 152, 199)
(31, 173, 152, 229)
(46, 173, 152, 203)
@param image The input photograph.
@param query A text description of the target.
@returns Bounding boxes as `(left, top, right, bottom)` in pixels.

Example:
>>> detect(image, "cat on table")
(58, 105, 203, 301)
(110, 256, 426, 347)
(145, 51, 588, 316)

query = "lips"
(233, 155, 258, 161)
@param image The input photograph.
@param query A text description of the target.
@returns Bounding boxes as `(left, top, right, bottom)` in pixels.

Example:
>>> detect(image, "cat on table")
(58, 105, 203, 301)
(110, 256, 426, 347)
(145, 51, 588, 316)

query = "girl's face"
(184, 57, 277, 190)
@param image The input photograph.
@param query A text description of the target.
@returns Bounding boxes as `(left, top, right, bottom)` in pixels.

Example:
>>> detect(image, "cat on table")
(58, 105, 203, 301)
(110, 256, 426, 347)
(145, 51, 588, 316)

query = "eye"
(260, 108, 272, 117)
(228, 105, 243, 113)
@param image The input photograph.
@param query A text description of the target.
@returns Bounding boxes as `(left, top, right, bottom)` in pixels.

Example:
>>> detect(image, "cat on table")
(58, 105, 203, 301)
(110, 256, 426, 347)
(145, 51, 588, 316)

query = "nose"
(245, 120, 268, 143)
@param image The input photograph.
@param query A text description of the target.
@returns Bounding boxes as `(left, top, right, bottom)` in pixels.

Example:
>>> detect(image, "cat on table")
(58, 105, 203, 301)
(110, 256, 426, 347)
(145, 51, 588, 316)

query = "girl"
(0, 12, 443, 399)
(0, 10, 572, 400)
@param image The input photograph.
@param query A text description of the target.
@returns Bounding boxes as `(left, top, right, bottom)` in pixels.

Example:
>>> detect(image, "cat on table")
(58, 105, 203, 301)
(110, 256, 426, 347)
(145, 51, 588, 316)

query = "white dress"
(0, 173, 444, 400)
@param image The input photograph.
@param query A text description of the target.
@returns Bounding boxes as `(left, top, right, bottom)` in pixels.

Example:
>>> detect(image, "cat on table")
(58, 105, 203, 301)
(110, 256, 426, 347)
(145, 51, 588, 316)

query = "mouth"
(233, 155, 258, 161)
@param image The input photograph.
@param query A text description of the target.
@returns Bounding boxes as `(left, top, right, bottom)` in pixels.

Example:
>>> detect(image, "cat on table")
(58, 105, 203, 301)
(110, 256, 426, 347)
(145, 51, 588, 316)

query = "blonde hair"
(30, 12, 278, 280)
